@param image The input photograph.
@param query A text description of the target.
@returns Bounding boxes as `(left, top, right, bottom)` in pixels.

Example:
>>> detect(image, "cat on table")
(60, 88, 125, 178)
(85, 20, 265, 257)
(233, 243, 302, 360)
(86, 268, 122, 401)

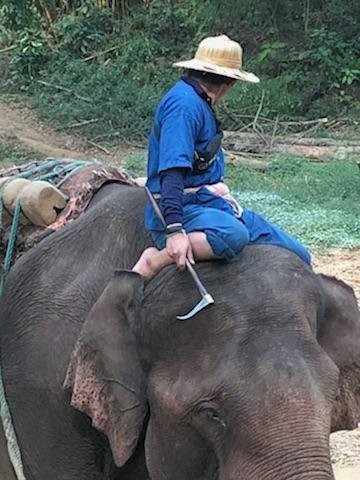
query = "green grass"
(227, 156, 360, 251)
(125, 153, 360, 252)
(0, 142, 39, 170)
(124, 152, 147, 178)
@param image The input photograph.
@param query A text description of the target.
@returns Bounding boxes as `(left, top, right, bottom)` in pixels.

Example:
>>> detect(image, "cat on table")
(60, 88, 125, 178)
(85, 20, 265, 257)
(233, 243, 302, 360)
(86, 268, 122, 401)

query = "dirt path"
(0, 98, 142, 166)
(333, 466, 360, 480)
(331, 429, 360, 479)
(314, 249, 360, 301)
(0, 97, 359, 479)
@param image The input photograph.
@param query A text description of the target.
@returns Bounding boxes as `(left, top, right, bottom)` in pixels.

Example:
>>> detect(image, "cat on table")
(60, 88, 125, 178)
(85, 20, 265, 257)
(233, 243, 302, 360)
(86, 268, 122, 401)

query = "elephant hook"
(176, 292, 214, 320)
(144, 187, 215, 320)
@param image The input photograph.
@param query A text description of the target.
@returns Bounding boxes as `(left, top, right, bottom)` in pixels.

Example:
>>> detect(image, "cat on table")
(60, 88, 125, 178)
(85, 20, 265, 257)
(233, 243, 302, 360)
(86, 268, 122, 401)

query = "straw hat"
(173, 34, 259, 83)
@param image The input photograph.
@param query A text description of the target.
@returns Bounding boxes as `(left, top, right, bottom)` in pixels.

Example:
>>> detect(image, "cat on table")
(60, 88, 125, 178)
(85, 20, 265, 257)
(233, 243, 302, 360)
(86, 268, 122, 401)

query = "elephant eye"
(197, 406, 227, 429)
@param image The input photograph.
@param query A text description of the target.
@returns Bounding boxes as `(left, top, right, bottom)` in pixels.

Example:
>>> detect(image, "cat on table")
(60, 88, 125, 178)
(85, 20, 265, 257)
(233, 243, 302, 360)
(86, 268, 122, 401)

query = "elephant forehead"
(147, 361, 243, 411)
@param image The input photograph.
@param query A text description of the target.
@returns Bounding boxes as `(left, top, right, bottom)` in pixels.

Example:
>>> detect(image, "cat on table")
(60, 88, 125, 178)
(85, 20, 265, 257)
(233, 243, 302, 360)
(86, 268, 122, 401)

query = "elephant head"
(316, 274, 360, 431)
(64, 247, 360, 480)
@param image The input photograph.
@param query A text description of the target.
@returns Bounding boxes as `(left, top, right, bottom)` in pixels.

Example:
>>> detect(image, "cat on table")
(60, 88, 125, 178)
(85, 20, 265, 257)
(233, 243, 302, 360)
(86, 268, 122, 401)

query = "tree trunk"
(225, 152, 270, 171)
(223, 131, 360, 162)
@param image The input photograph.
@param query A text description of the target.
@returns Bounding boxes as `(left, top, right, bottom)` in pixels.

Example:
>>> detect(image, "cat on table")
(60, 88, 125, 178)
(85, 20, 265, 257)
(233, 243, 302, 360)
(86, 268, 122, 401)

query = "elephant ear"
(64, 270, 147, 467)
(317, 274, 360, 431)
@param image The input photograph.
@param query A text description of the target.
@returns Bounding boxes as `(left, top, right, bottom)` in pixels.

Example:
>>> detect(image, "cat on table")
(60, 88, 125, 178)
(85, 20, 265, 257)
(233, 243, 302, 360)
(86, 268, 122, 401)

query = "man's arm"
(156, 107, 200, 268)
(159, 167, 194, 268)
(159, 167, 186, 229)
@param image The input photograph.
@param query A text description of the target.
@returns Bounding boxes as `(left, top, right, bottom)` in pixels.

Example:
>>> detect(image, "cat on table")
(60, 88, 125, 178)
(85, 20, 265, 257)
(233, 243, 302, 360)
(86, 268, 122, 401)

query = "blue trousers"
(151, 203, 311, 265)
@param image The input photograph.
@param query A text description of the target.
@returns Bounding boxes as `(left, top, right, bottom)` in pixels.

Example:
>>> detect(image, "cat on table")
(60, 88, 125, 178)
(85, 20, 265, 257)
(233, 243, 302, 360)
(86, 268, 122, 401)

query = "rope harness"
(0, 159, 92, 294)
(0, 158, 93, 479)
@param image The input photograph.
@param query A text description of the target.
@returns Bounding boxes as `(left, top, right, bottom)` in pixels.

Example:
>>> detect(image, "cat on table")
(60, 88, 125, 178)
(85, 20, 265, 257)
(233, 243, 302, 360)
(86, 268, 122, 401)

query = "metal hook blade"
(176, 294, 214, 321)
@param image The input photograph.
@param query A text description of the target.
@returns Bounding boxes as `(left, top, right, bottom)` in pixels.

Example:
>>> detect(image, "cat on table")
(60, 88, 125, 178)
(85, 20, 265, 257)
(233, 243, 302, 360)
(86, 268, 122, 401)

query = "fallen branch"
(224, 131, 360, 147)
(253, 91, 265, 127)
(223, 130, 360, 161)
(282, 117, 329, 127)
(224, 130, 360, 147)
(270, 114, 279, 149)
(0, 161, 39, 177)
(0, 45, 16, 54)
(121, 139, 147, 150)
(218, 109, 331, 130)
(225, 151, 269, 171)
(37, 80, 92, 103)
(83, 45, 120, 62)
(90, 131, 120, 141)
(84, 138, 110, 155)
(267, 144, 360, 161)
(40, 1, 58, 40)
(252, 90, 268, 145)
(67, 118, 100, 129)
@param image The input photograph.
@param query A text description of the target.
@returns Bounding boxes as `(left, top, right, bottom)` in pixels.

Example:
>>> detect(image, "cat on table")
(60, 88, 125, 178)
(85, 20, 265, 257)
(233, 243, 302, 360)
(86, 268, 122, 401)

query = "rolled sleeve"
(158, 113, 199, 173)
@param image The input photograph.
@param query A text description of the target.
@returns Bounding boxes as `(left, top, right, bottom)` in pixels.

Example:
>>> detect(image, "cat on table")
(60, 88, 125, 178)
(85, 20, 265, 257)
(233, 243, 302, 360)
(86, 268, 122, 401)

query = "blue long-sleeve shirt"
(145, 78, 225, 232)
(159, 168, 185, 226)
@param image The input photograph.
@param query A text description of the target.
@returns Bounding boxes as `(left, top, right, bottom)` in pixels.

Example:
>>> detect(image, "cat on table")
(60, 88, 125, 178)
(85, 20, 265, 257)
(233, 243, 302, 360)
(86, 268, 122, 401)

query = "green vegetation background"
(1, 0, 359, 140)
(0, 0, 359, 251)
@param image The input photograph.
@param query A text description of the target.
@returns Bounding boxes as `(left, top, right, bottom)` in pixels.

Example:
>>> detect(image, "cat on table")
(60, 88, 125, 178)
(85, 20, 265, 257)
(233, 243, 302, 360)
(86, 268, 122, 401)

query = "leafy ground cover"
(227, 156, 360, 251)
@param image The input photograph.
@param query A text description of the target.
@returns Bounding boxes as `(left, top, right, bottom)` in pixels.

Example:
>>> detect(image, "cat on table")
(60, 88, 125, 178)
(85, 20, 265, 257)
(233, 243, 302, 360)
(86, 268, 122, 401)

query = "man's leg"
(133, 205, 249, 279)
(132, 232, 214, 279)
(241, 209, 311, 265)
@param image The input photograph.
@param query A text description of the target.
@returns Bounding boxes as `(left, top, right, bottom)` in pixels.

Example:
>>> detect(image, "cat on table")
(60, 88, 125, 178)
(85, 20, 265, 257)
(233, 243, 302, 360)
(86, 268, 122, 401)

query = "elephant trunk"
(220, 439, 335, 480)
(222, 459, 335, 480)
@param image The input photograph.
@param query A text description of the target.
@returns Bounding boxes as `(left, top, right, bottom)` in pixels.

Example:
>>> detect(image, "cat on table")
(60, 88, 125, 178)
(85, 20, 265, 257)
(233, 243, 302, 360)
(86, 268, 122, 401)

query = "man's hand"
(166, 232, 195, 270)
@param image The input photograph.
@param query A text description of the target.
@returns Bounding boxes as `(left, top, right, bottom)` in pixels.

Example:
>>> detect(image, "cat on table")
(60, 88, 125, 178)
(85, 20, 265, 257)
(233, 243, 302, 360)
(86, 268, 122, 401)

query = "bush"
(1, 0, 359, 139)
(10, 29, 51, 81)
(0, 0, 41, 31)
(27, 54, 160, 140)
(54, 7, 116, 56)
(302, 28, 360, 92)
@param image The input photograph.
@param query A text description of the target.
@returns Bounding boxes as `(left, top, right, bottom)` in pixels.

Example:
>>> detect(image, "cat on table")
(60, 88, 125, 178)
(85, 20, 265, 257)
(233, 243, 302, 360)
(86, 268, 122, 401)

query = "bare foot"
(132, 247, 163, 280)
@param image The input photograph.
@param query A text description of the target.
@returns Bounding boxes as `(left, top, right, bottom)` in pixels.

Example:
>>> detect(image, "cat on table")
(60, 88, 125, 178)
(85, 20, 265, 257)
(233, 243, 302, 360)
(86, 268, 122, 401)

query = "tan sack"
(19, 180, 67, 226)
(0, 177, 11, 189)
(2, 178, 32, 225)
(2, 178, 31, 212)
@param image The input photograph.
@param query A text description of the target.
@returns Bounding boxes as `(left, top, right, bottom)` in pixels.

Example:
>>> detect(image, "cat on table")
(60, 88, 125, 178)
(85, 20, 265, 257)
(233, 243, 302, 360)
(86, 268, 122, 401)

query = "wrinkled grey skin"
(0, 422, 15, 480)
(0, 184, 359, 480)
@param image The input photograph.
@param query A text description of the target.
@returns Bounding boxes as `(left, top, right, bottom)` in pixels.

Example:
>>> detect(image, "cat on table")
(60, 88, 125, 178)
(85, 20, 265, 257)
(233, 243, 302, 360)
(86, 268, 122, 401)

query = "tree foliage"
(0, 0, 359, 138)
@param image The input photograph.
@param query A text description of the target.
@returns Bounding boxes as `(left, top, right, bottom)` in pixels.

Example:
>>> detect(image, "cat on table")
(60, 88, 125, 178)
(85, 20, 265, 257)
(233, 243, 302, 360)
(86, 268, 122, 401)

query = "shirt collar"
(181, 75, 212, 106)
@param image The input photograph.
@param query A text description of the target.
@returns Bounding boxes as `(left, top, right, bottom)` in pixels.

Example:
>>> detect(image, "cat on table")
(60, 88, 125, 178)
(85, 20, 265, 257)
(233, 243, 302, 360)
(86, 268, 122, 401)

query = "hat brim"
(173, 58, 260, 83)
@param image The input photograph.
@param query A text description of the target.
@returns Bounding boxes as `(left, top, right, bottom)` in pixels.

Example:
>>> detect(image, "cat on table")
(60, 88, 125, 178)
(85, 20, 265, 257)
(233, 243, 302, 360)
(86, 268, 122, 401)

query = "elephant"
(0, 183, 359, 480)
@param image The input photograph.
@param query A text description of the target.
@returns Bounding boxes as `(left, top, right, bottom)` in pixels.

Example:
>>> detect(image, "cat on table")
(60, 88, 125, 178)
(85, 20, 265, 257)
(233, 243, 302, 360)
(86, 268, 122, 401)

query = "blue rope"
(0, 159, 92, 293)
(11, 159, 60, 180)
(0, 200, 25, 480)
(0, 366, 26, 480)
(38, 160, 89, 183)
(0, 158, 98, 480)
(0, 200, 21, 295)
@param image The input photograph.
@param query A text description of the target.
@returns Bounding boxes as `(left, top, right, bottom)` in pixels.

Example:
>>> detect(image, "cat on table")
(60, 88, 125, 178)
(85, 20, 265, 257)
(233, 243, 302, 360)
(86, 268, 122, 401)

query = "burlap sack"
(19, 181, 68, 227)
(0, 177, 10, 189)
(2, 178, 32, 225)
